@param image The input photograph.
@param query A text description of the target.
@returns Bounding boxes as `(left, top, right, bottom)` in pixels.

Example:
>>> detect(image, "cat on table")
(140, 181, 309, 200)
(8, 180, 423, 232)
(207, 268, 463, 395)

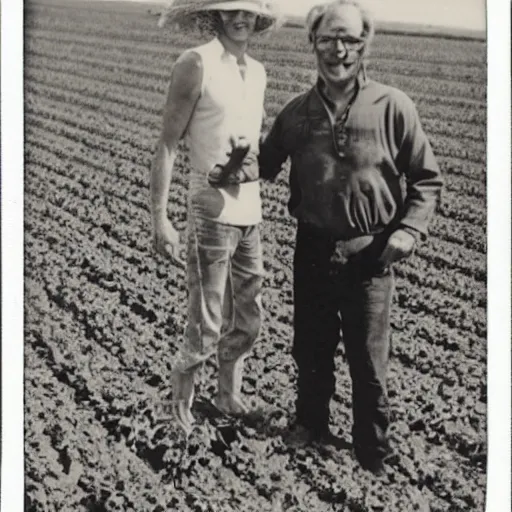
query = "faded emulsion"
(23, 0, 486, 510)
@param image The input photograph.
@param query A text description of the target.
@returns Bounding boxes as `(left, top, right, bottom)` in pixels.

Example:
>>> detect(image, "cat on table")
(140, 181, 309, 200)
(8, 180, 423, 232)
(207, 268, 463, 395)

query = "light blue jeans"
(174, 215, 264, 379)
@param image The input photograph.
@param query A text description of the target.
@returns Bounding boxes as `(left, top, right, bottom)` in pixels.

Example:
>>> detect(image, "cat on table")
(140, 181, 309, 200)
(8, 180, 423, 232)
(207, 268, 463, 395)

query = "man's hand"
(208, 136, 251, 186)
(379, 229, 416, 266)
(227, 135, 251, 168)
(343, 167, 397, 233)
(152, 217, 185, 268)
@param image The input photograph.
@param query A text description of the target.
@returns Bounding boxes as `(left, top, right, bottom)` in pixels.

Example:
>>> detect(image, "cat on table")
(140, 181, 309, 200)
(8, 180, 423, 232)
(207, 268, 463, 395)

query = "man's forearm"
(400, 166, 443, 238)
(150, 141, 176, 225)
(258, 141, 287, 181)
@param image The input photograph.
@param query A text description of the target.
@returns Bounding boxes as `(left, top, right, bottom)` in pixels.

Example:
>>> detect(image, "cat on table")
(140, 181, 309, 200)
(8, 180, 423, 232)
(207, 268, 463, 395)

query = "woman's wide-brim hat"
(158, 0, 280, 33)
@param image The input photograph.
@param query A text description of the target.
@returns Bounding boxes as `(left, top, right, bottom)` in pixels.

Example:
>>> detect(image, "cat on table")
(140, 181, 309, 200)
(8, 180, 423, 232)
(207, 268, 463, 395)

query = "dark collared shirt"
(259, 70, 443, 241)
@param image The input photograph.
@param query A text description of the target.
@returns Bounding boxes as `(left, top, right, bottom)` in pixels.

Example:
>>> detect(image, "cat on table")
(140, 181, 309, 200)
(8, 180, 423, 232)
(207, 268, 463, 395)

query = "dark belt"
(297, 221, 394, 265)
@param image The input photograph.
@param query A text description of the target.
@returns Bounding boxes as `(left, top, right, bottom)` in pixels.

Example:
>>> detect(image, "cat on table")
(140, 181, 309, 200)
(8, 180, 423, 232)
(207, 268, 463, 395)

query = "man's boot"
(213, 357, 249, 415)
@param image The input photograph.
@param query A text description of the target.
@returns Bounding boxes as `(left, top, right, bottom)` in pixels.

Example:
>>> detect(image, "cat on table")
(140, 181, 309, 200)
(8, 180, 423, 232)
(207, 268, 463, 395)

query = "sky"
(102, 0, 487, 31)
(277, 0, 486, 30)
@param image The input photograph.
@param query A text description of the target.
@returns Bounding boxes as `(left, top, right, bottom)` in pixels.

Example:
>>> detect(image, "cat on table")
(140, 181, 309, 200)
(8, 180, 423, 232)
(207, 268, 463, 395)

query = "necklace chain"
(333, 90, 357, 156)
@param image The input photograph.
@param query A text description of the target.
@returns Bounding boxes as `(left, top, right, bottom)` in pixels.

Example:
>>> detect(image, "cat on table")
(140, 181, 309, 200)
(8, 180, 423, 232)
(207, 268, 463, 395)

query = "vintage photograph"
(16, 0, 497, 510)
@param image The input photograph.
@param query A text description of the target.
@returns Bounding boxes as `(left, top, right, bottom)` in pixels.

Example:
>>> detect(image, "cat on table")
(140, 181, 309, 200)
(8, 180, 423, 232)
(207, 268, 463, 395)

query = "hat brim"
(158, 0, 280, 33)
(202, 1, 271, 14)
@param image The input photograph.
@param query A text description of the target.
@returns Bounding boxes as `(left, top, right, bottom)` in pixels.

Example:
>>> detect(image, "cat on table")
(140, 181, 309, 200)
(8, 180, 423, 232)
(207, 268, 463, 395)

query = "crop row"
(24, 72, 486, 178)
(25, 160, 486, 502)
(434, 156, 485, 184)
(24, 226, 184, 378)
(25, 88, 488, 209)
(24, 31, 488, 118)
(24, 23, 486, 101)
(27, 130, 483, 334)
(25, 279, 289, 512)
(25, 167, 485, 375)
(25, 42, 487, 134)
(262, 176, 486, 255)
(24, 72, 486, 328)
(26, 35, 485, 104)
(25, 79, 487, 175)
(25, 77, 487, 180)
(26, 153, 486, 330)
(25, 175, 486, 480)
(25, 34, 486, 87)
(429, 214, 485, 253)
(25, 9, 487, 66)
(25, 29, 487, 93)
(25, 79, 487, 192)
(25, 127, 485, 290)
(27, 154, 484, 390)
(24, 107, 486, 263)
(262, 192, 486, 283)
(25, 48, 487, 131)
(24, 335, 181, 512)
(25, 118, 486, 286)
(24, 188, 485, 511)
(25, 141, 486, 349)
(393, 257, 485, 307)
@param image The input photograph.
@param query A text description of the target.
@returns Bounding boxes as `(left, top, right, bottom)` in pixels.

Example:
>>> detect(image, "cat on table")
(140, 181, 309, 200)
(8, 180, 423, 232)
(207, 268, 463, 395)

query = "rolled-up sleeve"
(395, 95, 444, 239)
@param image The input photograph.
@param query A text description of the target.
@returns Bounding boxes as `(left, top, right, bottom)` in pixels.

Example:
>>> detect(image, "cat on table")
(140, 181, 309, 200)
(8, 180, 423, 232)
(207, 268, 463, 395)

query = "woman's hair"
(163, 10, 281, 38)
(171, 11, 223, 37)
(306, 0, 375, 57)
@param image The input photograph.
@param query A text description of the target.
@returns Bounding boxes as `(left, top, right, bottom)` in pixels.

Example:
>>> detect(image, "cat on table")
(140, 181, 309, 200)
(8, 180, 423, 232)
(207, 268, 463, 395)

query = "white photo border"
(1, 0, 510, 510)
(2, 0, 25, 511)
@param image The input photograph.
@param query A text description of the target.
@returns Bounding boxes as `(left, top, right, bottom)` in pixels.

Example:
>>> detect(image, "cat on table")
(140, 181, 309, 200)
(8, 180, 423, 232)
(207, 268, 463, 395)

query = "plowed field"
(24, 1, 487, 511)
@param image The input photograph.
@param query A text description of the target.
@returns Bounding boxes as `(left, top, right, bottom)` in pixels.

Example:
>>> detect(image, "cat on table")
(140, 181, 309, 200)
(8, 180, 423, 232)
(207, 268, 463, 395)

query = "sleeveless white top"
(182, 38, 266, 226)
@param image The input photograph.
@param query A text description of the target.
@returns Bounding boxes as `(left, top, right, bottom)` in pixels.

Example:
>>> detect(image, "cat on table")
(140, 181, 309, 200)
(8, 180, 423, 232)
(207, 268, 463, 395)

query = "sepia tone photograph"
(1, 0, 510, 510)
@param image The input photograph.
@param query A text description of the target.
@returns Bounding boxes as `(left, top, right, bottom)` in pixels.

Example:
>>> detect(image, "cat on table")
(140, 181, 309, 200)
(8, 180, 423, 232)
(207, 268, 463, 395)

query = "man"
(150, 0, 279, 435)
(258, 0, 443, 475)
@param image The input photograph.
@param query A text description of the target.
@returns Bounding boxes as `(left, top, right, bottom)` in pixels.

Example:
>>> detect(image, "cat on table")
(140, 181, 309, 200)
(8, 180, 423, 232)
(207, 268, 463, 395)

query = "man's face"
(313, 4, 366, 88)
(219, 10, 258, 42)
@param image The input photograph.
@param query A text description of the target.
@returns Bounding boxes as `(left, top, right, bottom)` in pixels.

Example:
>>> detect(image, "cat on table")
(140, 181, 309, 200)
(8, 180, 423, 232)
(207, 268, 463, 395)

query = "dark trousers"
(292, 223, 395, 460)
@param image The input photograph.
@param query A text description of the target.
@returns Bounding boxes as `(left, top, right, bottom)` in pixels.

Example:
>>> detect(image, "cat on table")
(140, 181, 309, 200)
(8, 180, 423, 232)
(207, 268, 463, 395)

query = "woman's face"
(219, 10, 258, 42)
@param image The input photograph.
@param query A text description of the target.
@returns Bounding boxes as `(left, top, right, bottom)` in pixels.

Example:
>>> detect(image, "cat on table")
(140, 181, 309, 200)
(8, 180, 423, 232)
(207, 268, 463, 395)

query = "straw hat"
(158, 0, 280, 33)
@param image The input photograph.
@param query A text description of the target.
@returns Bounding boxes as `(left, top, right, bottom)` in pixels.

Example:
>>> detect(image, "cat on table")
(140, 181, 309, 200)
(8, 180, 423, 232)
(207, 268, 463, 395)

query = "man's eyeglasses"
(315, 35, 365, 52)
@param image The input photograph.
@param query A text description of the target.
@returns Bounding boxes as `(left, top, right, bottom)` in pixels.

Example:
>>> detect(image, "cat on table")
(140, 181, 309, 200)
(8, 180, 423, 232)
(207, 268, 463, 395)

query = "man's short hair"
(306, 0, 375, 56)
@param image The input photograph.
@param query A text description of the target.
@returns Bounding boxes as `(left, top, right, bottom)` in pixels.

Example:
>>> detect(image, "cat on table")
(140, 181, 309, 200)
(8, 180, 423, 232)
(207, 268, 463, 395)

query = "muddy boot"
(213, 358, 249, 415)
(170, 368, 196, 434)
